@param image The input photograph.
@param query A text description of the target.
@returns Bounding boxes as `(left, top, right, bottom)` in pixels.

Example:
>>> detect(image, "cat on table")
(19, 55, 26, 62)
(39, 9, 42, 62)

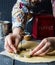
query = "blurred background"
(0, 0, 16, 21)
(0, 0, 17, 37)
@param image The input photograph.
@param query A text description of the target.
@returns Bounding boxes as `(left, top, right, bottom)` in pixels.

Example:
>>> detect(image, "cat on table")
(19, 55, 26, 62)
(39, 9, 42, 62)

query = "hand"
(30, 38, 55, 56)
(4, 33, 21, 53)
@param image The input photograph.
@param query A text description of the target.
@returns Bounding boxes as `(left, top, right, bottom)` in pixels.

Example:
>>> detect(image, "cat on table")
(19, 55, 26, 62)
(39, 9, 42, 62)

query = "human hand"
(30, 38, 55, 56)
(4, 33, 21, 53)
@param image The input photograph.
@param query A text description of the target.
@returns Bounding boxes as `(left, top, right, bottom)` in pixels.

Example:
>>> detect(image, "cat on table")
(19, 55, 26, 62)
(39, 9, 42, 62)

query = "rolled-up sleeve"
(12, 1, 25, 30)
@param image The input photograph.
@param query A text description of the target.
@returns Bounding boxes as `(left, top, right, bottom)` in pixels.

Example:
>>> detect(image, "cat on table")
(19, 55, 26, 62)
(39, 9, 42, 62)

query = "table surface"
(0, 38, 55, 65)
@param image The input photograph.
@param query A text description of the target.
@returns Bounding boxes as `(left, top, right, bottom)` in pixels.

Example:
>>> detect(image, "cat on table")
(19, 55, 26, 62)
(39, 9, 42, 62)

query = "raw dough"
(15, 50, 55, 63)
(0, 40, 55, 63)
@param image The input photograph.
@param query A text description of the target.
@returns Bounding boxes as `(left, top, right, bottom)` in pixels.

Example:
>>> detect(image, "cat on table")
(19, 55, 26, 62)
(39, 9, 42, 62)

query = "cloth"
(12, 0, 52, 34)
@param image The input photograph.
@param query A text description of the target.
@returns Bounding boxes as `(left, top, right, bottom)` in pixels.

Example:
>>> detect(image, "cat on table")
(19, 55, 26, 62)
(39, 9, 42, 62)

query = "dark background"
(0, 0, 53, 23)
(0, 0, 16, 22)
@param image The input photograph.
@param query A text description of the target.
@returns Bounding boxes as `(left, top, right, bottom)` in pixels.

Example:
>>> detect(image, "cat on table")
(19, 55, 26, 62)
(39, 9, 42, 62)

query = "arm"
(12, 1, 25, 36)
(4, 1, 25, 53)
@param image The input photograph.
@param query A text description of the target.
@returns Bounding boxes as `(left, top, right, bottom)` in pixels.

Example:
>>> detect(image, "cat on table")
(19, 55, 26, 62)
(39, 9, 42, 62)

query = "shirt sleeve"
(12, 1, 25, 30)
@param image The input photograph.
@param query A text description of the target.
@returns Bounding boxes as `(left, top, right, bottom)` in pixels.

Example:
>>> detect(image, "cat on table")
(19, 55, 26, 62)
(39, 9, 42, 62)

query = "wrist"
(13, 27, 23, 35)
(12, 27, 24, 40)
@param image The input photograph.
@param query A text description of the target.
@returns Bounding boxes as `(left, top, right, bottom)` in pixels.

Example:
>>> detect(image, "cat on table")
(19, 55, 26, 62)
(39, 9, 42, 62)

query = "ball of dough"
(24, 35, 31, 41)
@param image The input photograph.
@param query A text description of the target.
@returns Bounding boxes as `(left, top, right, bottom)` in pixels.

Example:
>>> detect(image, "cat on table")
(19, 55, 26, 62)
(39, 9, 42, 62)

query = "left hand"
(30, 38, 55, 56)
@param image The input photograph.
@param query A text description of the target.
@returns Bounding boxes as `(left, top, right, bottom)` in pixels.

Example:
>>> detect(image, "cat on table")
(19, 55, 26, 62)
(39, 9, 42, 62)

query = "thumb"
(15, 38, 19, 48)
(15, 37, 20, 52)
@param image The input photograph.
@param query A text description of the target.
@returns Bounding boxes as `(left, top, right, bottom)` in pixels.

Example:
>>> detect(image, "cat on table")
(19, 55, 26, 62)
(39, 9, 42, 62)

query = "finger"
(4, 40, 14, 53)
(33, 42, 50, 56)
(15, 38, 19, 47)
(15, 38, 19, 50)
(30, 39, 47, 55)
(39, 47, 51, 56)
(4, 38, 8, 49)
(30, 43, 44, 55)
(6, 44, 14, 53)
(7, 37, 17, 53)
(15, 37, 21, 52)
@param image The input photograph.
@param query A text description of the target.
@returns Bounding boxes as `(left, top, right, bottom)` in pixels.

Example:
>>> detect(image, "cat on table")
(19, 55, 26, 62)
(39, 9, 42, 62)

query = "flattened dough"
(15, 50, 55, 63)
(0, 40, 55, 63)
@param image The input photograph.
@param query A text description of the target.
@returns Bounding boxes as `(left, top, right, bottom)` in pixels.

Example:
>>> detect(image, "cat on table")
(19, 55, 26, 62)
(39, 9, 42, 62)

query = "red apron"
(32, 15, 55, 39)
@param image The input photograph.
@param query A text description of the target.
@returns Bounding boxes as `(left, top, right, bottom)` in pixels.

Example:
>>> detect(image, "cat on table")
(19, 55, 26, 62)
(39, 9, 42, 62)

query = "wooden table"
(0, 39, 55, 65)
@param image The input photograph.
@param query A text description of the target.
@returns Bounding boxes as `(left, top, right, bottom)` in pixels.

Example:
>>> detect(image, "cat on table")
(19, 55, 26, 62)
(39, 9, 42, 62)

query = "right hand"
(30, 38, 55, 56)
(4, 33, 21, 53)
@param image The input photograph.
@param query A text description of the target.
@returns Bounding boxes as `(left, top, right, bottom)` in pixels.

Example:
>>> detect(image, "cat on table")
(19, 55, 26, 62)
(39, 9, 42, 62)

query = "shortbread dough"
(0, 40, 55, 63)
